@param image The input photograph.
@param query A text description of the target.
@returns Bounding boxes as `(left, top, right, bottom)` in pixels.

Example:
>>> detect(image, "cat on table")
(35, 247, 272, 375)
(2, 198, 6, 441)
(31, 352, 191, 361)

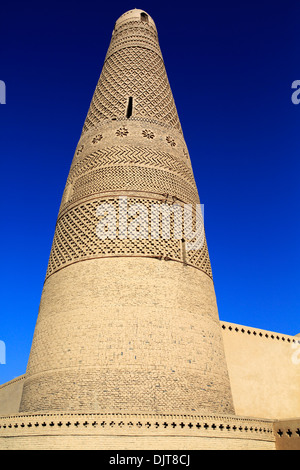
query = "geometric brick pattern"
(59, 145, 199, 213)
(82, 20, 182, 133)
(46, 197, 212, 279)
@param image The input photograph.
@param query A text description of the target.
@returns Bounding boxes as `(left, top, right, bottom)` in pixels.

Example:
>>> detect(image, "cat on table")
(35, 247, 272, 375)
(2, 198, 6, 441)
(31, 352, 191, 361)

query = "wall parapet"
(0, 375, 25, 391)
(0, 411, 274, 439)
(221, 321, 300, 420)
(273, 418, 300, 450)
(221, 322, 298, 343)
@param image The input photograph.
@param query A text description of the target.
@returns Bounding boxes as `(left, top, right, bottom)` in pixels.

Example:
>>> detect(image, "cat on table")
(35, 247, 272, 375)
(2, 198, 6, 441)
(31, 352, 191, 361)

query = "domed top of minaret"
(114, 8, 157, 30)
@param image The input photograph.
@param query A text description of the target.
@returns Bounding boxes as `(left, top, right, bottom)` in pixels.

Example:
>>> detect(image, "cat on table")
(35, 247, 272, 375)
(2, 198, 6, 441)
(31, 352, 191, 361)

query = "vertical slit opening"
(181, 238, 187, 265)
(126, 97, 133, 118)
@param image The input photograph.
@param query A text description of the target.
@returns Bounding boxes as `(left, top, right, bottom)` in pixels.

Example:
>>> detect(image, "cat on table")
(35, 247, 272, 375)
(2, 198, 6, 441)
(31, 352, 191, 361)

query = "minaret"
(19, 9, 235, 416)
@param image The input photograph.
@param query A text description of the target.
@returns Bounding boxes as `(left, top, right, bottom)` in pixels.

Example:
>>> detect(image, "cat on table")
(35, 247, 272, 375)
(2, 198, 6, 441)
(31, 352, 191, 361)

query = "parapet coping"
(221, 321, 299, 343)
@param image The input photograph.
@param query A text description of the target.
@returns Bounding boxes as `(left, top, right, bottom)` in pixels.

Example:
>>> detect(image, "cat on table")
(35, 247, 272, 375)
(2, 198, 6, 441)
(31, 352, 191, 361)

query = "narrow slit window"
(126, 97, 133, 118)
(181, 238, 187, 265)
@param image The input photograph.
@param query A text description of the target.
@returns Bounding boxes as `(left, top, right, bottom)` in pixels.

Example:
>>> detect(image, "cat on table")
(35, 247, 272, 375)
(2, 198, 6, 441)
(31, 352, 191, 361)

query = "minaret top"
(82, 7, 182, 134)
(114, 9, 157, 30)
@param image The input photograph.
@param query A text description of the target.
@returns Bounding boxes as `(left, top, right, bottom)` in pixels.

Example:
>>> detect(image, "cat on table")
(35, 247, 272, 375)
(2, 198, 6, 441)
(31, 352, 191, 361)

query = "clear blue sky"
(1, 0, 299, 384)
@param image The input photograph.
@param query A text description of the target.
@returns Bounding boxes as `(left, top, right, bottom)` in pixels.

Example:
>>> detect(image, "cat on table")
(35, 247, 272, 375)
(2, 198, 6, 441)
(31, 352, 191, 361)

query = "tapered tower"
(19, 9, 235, 416)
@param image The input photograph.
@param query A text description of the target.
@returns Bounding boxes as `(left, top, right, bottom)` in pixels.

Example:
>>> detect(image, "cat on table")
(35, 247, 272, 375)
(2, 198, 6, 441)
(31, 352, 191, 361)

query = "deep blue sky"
(1, 0, 299, 384)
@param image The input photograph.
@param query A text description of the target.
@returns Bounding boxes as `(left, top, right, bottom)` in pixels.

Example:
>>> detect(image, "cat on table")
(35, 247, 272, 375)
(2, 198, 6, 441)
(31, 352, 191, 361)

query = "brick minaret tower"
(19, 9, 235, 416)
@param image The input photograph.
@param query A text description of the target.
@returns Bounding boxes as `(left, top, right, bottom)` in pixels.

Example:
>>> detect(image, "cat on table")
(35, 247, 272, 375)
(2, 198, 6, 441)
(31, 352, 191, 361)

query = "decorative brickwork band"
(46, 197, 212, 280)
(82, 16, 182, 134)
